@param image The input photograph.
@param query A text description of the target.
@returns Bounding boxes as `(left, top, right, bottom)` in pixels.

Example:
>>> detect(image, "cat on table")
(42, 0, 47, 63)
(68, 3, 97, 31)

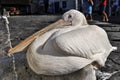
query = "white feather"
(26, 9, 116, 75)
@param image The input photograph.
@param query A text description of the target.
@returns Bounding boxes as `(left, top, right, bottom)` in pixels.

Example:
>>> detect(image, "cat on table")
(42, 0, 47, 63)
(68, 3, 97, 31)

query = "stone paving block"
(0, 16, 120, 80)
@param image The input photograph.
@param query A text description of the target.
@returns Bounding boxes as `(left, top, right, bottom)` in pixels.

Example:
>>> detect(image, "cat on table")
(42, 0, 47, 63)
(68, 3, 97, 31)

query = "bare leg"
(102, 14, 105, 21)
(85, 14, 89, 19)
(102, 11, 109, 22)
(89, 14, 93, 21)
(86, 14, 93, 21)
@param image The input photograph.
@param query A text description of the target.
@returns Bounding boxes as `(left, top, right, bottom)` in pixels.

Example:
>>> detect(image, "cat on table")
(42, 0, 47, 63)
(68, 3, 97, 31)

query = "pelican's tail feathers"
(112, 46, 117, 51)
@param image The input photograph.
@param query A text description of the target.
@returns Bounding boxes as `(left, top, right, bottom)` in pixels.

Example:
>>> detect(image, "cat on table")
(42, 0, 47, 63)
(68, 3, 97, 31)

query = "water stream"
(4, 16, 18, 80)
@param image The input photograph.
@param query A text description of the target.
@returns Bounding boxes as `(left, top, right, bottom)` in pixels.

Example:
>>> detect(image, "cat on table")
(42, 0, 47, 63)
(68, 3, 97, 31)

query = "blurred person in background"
(112, 0, 119, 15)
(85, 0, 94, 21)
(101, 0, 109, 22)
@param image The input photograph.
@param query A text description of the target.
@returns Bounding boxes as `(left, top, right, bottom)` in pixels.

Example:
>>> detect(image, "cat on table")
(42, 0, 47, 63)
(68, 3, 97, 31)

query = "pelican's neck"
(72, 23, 89, 29)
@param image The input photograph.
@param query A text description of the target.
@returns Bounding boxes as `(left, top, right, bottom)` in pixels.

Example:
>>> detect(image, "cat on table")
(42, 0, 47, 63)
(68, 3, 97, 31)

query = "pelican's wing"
(27, 25, 115, 75)
(54, 25, 113, 59)
(8, 19, 63, 56)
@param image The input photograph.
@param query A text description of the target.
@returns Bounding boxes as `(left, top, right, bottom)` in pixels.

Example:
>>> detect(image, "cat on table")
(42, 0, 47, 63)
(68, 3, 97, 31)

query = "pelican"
(26, 9, 117, 76)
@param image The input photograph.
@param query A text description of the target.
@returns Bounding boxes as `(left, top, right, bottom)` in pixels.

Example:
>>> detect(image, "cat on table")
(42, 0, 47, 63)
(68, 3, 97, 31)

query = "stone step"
(102, 27, 120, 32)
(107, 32, 120, 41)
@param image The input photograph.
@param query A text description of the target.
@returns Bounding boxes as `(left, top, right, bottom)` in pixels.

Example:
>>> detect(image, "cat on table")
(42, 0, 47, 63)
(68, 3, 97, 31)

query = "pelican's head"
(7, 9, 88, 56)
(62, 9, 88, 26)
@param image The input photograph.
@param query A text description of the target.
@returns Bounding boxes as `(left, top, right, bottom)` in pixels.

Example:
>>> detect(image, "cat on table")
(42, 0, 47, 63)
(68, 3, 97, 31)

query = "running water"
(3, 16, 18, 80)
(96, 69, 120, 80)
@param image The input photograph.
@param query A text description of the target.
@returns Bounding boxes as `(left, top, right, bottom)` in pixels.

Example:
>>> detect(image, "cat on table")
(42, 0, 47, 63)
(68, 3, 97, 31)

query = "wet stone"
(0, 16, 120, 80)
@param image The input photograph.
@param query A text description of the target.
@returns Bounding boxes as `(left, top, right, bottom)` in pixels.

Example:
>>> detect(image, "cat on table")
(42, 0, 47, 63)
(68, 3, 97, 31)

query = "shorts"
(102, 6, 106, 12)
(85, 3, 92, 14)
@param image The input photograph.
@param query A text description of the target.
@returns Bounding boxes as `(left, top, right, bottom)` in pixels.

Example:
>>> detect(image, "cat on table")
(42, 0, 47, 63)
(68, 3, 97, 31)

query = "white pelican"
(26, 9, 117, 76)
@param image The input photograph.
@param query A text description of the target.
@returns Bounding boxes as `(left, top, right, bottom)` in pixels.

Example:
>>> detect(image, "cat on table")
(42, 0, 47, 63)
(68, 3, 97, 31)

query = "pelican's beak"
(59, 19, 72, 27)
(7, 19, 71, 56)
(8, 48, 16, 56)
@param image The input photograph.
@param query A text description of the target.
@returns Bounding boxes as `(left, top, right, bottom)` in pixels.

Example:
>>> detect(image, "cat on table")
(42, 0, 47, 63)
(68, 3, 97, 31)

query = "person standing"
(112, 0, 119, 15)
(101, 0, 109, 22)
(85, 0, 94, 21)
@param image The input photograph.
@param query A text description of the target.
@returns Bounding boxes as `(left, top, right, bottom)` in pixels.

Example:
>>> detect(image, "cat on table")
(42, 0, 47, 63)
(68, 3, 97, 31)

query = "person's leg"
(85, 3, 89, 20)
(89, 14, 93, 21)
(102, 6, 109, 22)
(102, 13, 106, 21)
(102, 11, 108, 21)
(85, 13, 89, 19)
(104, 12, 109, 21)
(88, 6, 93, 21)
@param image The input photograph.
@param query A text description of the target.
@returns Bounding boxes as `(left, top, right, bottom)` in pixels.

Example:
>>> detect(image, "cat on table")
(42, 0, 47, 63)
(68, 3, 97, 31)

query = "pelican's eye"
(68, 14, 72, 19)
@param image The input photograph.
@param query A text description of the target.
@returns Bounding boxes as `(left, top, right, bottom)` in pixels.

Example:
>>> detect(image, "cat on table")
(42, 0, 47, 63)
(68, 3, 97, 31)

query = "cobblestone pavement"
(0, 16, 120, 80)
